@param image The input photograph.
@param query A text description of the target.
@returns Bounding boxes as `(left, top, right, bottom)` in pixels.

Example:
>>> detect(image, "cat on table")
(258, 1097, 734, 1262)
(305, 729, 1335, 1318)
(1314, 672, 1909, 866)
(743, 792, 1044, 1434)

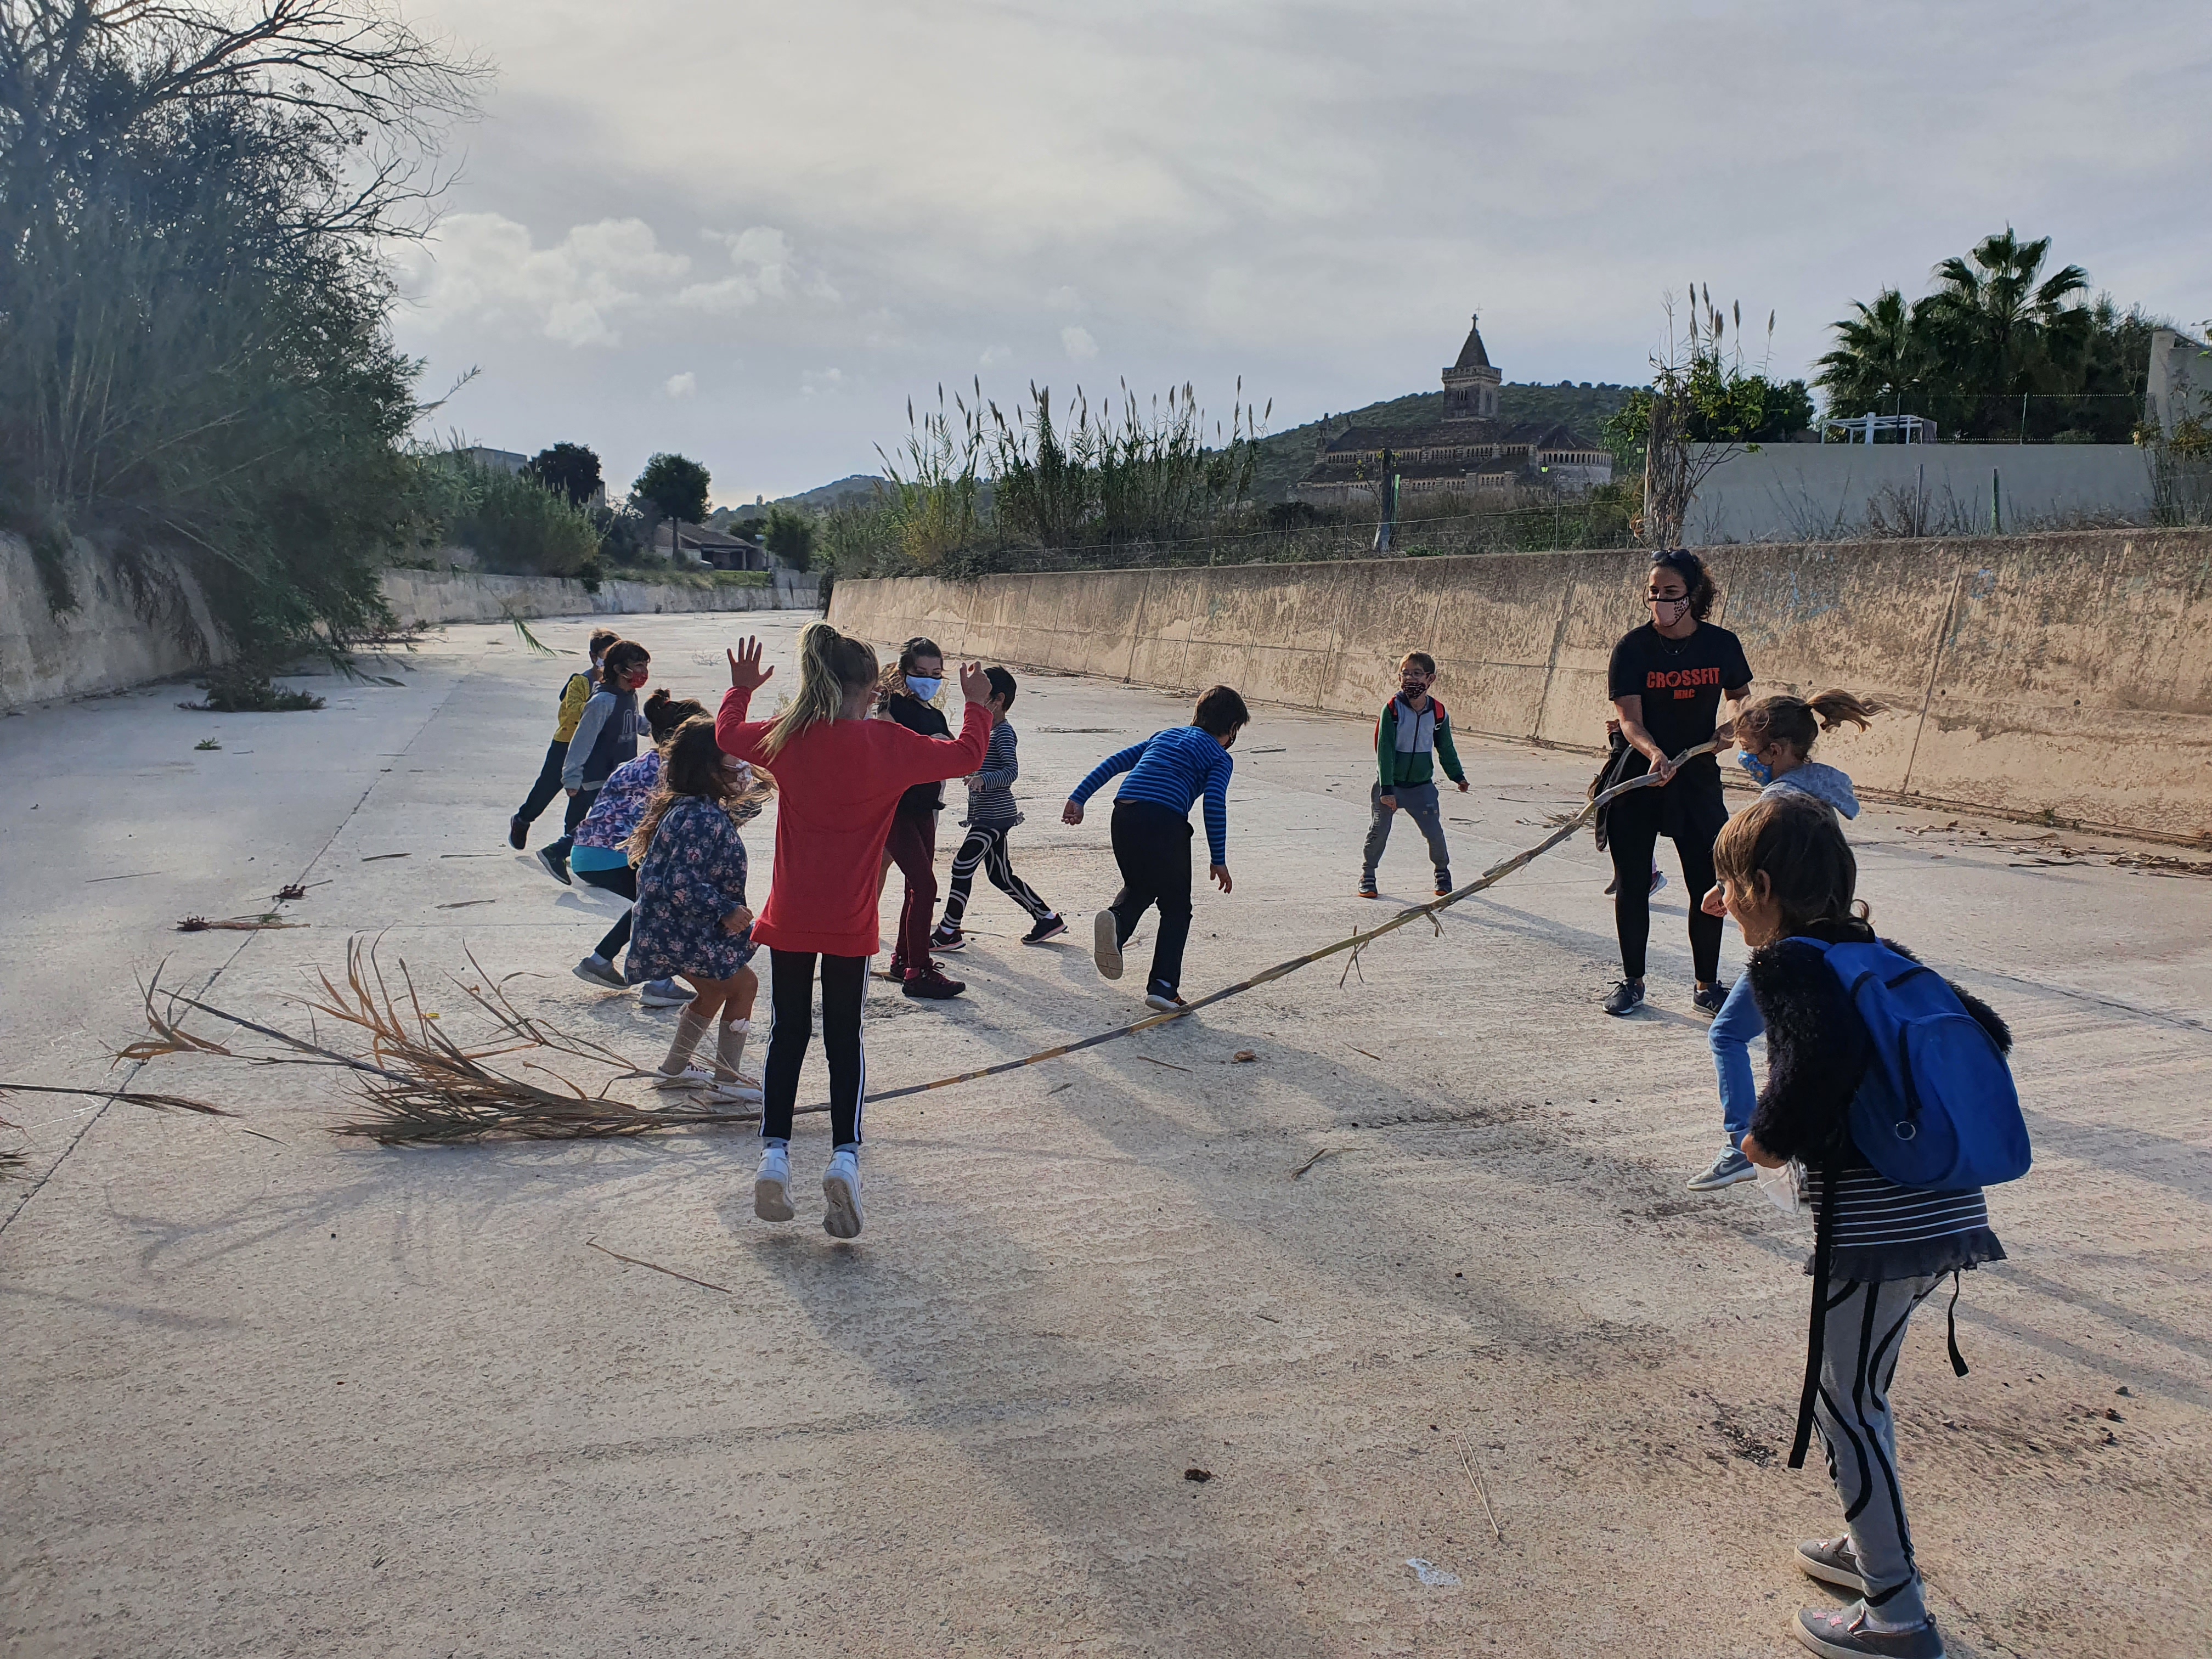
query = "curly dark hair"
(1647, 549, 1717, 621)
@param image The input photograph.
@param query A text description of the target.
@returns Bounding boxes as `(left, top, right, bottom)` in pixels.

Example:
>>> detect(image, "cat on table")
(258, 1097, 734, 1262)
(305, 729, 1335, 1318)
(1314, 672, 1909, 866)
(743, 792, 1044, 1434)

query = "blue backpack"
(1815, 939, 2030, 1192)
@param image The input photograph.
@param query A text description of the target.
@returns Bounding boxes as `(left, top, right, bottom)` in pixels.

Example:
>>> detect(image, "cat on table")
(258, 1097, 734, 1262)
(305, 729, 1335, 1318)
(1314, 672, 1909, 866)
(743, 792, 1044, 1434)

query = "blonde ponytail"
(1805, 689, 1884, 733)
(759, 621, 878, 758)
(1737, 687, 1885, 758)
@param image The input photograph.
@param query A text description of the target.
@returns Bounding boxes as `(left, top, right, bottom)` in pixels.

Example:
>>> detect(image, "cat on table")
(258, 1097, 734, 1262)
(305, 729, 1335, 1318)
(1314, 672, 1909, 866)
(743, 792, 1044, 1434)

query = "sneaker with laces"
(651, 1063, 714, 1091)
(754, 1146, 795, 1222)
(1092, 910, 1123, 980)
(1796, 1535, 1872, 1596)
(884, 952, 907, 982)
(902, 967, 966, 999)
(508, 815, 527, 851)
(1692, 980, 1730, 1017)
(572, 954, 625, 991)
(1144, 986, 1188, 1014)
(822, 1149, 864, 1239)
(638, 978, 693, 1008)
(1023, 913, 1068, 944)
(929, 925, 967, 952)
(706, 1079, 763, 1105)
(1601, 978, 1646, 1016)
(1687, 1147, 1757, 1190)
(1793, 1604, 1944, 1658)
(535, 847, 571, 886)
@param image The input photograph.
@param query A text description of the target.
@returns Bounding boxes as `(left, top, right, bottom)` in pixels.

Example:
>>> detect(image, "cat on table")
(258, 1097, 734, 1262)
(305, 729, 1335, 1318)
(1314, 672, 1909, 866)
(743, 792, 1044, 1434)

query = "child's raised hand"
(726, 637, 774, 693)
(958, 661, 991, 704)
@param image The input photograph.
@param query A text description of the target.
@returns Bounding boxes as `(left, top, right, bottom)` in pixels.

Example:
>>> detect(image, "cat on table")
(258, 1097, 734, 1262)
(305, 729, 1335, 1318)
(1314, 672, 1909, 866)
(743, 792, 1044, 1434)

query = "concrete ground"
(2, 611, 2206, 1658)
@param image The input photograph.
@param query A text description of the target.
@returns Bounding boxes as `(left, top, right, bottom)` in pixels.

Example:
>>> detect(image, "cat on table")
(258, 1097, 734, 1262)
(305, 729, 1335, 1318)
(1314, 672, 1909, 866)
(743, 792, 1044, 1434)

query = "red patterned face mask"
(1647, 594, 1692, 625)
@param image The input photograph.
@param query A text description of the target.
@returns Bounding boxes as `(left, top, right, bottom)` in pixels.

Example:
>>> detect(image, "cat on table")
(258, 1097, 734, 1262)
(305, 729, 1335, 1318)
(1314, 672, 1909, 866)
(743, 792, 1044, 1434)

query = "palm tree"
(1815, 288, 1924, 420)
(1918, 228, 2092, 438)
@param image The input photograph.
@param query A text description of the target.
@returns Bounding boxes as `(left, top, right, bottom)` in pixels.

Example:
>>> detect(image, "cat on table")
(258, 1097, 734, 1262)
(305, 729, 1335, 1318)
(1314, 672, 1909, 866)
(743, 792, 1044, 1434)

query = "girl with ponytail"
(1687, 687, 1884, 1195)
(716, 624, 994, 1239)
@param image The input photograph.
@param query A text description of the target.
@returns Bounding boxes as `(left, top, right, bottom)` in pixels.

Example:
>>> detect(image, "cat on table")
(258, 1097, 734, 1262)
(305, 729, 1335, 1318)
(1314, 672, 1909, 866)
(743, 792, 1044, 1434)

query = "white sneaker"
(651, 1063, 714, 1091)
(822, 1148, 864, 1239)
(754, 1146, 795, 1222)
(707, 1079, 763, 1105)
(1092, 909, 1123, 980)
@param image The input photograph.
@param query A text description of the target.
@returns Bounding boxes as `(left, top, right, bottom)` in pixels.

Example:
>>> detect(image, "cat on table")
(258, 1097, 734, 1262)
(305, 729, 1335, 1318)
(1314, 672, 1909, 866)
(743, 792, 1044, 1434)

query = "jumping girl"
(877, 636, 962, 999)
(1721, 791, 2006, 1659)
(510, 628, 617, 850)
(543, 639, 652, 884)
(1688, 689, 1883, 1192)
(717, 625, 992, 1239)
(624, 716, 772, 1104)
(568, 690, 710, 1008)
(1600, 549, 1752, 1018)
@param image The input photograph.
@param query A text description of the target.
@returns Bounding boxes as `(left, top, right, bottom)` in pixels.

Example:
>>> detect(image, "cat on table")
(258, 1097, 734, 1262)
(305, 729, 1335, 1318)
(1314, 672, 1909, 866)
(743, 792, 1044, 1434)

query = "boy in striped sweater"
(930, 668, 1067, 951)
(1063, 685, 1249, 1012)
(1359, 651, 1469, 899)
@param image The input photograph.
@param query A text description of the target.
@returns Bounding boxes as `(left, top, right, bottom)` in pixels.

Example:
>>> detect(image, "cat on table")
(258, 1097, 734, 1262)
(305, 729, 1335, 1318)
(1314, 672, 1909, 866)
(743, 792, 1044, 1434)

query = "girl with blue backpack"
(1720, 791, 2025, 1659)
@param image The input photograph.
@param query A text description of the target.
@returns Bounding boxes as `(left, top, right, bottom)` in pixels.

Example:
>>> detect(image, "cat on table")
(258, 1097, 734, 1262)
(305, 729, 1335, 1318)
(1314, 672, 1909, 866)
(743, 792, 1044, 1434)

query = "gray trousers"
(1814, 1274, 1942, 1626)
(1362, 781, 1451, 879)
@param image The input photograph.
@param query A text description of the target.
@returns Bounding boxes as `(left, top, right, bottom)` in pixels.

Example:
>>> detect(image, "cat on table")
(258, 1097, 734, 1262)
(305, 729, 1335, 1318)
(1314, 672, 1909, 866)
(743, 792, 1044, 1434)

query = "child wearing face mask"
(1357, 651, 1470, 899)
(510, 628, 618, 852)
(1688, 689, 1883, 1193)
(877, 637, 962, 999)
(540, 639, 652, 884)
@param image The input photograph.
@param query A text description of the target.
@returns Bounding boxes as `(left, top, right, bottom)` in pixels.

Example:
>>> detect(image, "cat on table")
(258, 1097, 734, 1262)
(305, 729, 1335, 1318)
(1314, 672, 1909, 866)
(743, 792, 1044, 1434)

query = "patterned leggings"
(939, 823, 1053, 928)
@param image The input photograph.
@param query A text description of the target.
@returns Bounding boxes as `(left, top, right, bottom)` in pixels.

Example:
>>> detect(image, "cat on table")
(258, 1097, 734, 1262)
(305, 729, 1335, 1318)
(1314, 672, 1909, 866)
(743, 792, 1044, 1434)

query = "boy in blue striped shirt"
(1063, 686, 1249, 1011)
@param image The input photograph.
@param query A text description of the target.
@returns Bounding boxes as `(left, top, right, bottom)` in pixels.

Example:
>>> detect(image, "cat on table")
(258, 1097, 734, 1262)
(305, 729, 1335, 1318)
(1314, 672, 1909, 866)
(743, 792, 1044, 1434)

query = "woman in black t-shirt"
(1600, 550, 1752, 1017)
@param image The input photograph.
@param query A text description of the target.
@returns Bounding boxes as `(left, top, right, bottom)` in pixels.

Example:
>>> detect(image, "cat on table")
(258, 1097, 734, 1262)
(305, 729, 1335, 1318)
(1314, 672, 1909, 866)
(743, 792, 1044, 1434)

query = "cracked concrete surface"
(2, 612, 2206, 1656)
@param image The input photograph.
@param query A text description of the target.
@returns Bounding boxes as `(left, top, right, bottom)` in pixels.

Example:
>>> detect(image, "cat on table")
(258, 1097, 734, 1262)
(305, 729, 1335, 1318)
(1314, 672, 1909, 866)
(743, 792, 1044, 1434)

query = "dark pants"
(762, 949, 868, 1149)
(547, 786, 596, 861)
(1361, 781, 1451, 881)
(883, 804, 938, 973)
(1605, 777, 1725, 981)
(940, 822, 1053, 928)
(574, 864, 637, 962)
(515, 738, 569, 827)
(1109, 800, 1194, 996)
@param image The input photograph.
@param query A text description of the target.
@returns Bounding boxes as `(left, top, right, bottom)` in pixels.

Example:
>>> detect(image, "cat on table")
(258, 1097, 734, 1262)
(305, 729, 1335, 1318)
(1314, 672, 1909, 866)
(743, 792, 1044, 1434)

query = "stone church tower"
(1441, 314, 1501, 417)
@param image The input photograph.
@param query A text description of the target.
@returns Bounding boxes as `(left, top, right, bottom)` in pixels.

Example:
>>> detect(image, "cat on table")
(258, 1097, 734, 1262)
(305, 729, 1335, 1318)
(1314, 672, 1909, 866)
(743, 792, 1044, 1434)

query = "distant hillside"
(775, 473, 884, 513)
(1250, 381, 1637, 503)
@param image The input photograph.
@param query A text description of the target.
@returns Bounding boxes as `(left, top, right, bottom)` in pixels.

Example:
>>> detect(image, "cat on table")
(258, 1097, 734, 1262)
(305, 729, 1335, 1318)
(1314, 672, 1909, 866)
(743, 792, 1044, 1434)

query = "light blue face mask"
(905, 675, 943, 701)
(1737, 749, 1774, 786)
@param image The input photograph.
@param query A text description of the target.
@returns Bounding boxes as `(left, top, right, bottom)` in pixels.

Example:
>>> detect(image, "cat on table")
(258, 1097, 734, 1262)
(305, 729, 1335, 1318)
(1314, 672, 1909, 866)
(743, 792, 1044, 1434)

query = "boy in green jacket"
(1358, 651, 1468, 899)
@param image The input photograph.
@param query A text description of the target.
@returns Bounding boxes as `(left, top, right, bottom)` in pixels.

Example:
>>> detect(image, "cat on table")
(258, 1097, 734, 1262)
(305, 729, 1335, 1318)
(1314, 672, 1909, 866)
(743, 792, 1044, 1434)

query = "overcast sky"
(390, 0, 2212, 506)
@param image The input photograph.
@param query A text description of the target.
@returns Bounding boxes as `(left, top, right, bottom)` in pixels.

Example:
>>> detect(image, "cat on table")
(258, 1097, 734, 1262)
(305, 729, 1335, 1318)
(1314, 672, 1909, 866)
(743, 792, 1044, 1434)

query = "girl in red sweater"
(717, 624, 991, 1238)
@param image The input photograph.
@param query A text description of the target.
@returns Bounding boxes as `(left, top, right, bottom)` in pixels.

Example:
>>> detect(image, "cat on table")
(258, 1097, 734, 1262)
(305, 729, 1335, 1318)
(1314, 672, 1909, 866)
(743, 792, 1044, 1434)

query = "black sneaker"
(930, 926, 967, 952)
(902, 967, 966, 1000)
(507, 815, 527, 850)
(1434, 870, 1453, 898)
(1692, 980, 1729, 1017)
(1023, 914, 1068, 944)
(1792, 1604, 1945, 1658)
(1356, 878, 1380, 899)
(1601, 978, 1645, 1016)
(535, 847, 571, 886)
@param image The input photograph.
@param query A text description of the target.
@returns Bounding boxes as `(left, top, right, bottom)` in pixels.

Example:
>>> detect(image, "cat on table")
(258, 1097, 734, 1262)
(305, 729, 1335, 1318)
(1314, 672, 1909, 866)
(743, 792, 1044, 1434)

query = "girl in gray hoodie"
(1686, 690, 1884, 1192)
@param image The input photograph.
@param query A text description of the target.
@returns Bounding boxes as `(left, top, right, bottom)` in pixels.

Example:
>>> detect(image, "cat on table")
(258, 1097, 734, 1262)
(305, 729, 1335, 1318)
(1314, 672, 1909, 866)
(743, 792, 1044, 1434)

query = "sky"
(389, 0, 2212, 507)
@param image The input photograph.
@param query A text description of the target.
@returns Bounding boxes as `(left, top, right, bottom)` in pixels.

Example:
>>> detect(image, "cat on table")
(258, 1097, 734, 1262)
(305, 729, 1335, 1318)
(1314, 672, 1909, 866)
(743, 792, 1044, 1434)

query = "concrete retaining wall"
(1686, 443, 2157, 547)
(0, 535, 821, 709)
(830, 528, 2212, 843)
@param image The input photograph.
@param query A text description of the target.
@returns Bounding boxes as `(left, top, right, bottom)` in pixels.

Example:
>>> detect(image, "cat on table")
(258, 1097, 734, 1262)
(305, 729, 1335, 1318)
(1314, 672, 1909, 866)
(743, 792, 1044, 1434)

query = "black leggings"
(941, 823, 1053, 928)
(1606, 780, 1725, 983)
(762, 949, 867, 1148)
(574, 864, 636, 961)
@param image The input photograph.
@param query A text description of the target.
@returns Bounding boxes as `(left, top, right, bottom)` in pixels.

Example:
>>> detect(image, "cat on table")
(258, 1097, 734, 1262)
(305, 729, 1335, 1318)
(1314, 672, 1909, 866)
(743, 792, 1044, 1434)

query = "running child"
(717, 626, 992, 1239)
(877, 637, 962, 998)
(1062, 685, 1248, 1013)
(1688, 689, 1882, 1192)
(623, 716, 773, 1103)
(1722, 791, 2007, 1659)
(1358, 651, 1469, 899)
(540, 639, 651, 883)
(930, 667, 1066, 951)
(568, 690, 712, 1008)
(509, 628, 618, 850)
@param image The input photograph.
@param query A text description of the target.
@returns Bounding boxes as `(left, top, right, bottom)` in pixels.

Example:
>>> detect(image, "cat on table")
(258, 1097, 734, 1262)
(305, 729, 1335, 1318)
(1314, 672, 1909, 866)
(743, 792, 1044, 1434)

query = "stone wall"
(829, 528, 2212, 844)
(0, 535, 820, 709)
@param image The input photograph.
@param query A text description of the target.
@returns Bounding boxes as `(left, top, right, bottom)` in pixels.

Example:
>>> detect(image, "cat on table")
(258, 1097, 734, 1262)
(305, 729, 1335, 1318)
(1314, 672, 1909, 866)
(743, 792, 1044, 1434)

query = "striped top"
(964, 720, 1023, 827)
(1808, 1162, 2006, 1282)
(1071, 725, 1234, 866)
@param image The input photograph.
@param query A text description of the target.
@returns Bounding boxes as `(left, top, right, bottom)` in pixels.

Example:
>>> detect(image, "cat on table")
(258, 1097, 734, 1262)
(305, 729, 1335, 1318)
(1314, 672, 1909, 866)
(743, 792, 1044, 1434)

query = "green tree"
(633, 452, 711, 542)
(1814, 289, 1926, 420)
(1919, 228, 2092, 439)
(761, 506, 815, 570)
(524, 443, 603, 507)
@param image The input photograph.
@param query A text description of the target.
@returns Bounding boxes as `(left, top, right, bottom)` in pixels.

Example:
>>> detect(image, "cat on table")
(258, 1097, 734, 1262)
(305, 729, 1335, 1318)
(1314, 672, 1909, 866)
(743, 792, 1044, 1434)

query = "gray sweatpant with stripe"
(1814, 1274, 1943, 1626)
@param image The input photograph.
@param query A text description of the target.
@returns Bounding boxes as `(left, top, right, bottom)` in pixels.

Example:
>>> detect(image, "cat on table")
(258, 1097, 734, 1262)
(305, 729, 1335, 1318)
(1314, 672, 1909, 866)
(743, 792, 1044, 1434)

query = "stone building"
(1297, 315, 1613, 505)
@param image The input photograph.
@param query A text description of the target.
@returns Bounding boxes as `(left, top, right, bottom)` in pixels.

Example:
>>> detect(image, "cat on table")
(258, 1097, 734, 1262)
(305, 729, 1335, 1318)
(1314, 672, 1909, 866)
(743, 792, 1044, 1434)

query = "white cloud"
(678, 224, 834, 313)
(664, 371, 697, 398)
(1045, 285, 1083, 313)
(802, 368, 845, 397)
(1060, 325, 1098, 361)
(403, 214, 691, 348)
(979, 343, 1011, 367)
